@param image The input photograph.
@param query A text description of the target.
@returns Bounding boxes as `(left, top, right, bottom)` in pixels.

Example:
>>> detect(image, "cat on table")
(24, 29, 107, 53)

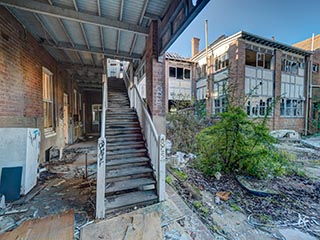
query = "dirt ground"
(168, 140, 320, 240)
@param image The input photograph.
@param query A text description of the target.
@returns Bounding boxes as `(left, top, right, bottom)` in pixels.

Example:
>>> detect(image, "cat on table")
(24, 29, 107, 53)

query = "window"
(245, 50, 273, 69)
(246, 97, 273, 117)
(92, 104, 102, 125)
(280, 99, 303, 117)
(177, 67, 183, 79)
(43, 68, 54, 131)
(215, 53, 229, 71)
(280, 75, 304, 117)
(281, 56, 305, 75)
(212, 79, 228, 114)
(201, 64, 207, 78)
(169, 67, 176, 77)
(184, 69, 191, 79)
(313, 63, 319, 73)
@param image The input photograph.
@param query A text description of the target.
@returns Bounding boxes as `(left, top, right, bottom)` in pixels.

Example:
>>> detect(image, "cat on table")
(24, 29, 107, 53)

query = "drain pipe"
(305, 34, 314, 136)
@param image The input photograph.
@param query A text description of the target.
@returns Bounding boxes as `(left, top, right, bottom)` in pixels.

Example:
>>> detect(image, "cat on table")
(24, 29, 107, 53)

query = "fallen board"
(0, 210, 74, 240)
(80, 211, 162, 240)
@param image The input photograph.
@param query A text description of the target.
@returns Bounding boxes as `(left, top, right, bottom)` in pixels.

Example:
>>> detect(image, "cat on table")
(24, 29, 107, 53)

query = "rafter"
(0, 0, 149, 36)
(129, 0, 149, 56)
(43, 41, 142, 60)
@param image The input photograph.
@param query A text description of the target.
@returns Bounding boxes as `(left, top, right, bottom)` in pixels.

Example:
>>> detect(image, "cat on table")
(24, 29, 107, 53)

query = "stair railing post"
(158, 134, 166, 201)
(96, 73, 107, 219)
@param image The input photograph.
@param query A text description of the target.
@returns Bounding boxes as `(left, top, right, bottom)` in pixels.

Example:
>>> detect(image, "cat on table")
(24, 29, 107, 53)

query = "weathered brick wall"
(228, 39, 246, 105)
(145, 20, 166, 134)
(0, 7, 77, 162)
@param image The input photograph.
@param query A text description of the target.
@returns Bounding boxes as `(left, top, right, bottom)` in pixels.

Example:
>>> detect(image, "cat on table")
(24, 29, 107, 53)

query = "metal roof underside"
(0, 0, 210, 91)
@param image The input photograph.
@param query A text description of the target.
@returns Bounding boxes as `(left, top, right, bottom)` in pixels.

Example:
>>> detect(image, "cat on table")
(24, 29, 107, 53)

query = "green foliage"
(193, 201, 209, 216)
(195, 105, 291, 179)
(230, 203, 241, 212)
(173, 169, 188, 181)
(166, 94, 209, 153)
(165, 175, 173, 185)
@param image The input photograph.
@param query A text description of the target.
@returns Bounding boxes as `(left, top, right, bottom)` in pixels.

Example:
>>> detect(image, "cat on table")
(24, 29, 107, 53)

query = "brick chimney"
(191, 37, 200, 58)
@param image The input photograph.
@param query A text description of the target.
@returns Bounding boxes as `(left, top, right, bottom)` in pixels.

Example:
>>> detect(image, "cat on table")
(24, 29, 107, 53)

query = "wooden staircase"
(105, 77, 158, 213)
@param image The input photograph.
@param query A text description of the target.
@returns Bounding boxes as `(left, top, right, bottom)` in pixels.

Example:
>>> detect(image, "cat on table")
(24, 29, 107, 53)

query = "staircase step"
(106, 156, 150, 167)
(107, 151, 147, 160)
(105, 190, 158, 212)
(106, 123, 140, 128)
(106, 133, 143, 139)
(107, 148, 146, 156)
(107, 140, 145, 147)
(106, 178, 156, 194)
(106, 143, 145, 151)
(106, 166, 153, 180)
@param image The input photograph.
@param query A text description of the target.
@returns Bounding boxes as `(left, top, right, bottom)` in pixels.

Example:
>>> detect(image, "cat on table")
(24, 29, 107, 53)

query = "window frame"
(42, 67, 55, 134)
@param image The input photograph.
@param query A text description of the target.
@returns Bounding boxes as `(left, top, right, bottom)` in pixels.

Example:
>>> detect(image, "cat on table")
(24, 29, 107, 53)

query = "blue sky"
(169, 0, 320, 57)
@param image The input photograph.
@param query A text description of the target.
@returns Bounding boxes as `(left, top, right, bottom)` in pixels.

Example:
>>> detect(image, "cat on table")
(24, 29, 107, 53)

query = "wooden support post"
(96, 73, 107, 219)
(158, 134, 166, 201)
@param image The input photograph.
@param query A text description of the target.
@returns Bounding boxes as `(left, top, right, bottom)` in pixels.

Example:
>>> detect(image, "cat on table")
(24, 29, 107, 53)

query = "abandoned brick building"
(0, 0, 210, 219)
(137, 52, 193, 112)
(191, 31, 320, 134)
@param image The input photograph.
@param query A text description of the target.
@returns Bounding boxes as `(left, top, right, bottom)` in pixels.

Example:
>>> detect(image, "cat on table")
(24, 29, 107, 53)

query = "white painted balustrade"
(123, 71, 166, 201)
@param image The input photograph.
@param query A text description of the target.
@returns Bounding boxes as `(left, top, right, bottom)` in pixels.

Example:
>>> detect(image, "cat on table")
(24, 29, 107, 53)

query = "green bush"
(195, 105, 291, 179)
(166, 95, 210, 153)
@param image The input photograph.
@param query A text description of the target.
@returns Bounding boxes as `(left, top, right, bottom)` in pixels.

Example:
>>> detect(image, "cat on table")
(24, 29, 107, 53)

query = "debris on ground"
(81, 212, 162, 240)
(167, 139, 320, 239)
(0, 210, 74, 240)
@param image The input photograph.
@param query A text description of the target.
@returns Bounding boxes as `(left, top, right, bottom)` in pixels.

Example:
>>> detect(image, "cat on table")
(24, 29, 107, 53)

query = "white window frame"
(42, 67, 55, 135)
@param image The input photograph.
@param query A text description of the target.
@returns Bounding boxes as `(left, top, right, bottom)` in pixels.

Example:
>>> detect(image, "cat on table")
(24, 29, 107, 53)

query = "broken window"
(245, 49, 273, 69)
(184, 69, 191, 79)
(281, 56, 305, 75)
(215, 53, 229, 71)
(43, 68, 54, 131)
(169, 67, 176, 77)
(280, 99, 303, 117)
(177, 67, 183, 79)
(246, 97, 273, 117)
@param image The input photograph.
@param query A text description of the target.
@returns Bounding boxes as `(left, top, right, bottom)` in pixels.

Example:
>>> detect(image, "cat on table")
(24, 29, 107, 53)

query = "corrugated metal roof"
(103, 28, 117, 50)
(83, 24, 101, 48)
(122, 1, 144, 24)
(62, 19, 86, 46)
(2, 0, 208, 91)
(100, 0, 120, 19)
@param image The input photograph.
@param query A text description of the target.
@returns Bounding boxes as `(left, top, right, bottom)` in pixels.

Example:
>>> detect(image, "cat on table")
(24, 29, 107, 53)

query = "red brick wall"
(0, 7, 78, 162)
(145, 20, 165, 118)
(228, 39, 246, 105)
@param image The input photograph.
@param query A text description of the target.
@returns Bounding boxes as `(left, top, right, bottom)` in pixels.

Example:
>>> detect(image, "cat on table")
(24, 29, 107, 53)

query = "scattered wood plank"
(80, 211, 162, 240)
(0, 209, 75, 240)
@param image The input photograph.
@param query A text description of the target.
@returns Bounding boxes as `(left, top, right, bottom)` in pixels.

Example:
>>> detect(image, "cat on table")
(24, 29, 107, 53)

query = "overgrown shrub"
(166, 95, 211, 153)
(195, 105, 292, 179)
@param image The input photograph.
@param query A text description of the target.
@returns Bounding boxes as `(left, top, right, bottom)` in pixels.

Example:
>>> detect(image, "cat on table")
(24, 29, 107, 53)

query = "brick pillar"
(146, 20, 166, 134)
(273, 50, 283, 130)
(228, 39, 246, 106)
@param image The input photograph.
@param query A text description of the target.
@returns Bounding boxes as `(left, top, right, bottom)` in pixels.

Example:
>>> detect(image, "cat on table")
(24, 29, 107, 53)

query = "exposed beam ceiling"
(43, 41, 142, 60)
(61, 63, 104, 73)
(0, 0, 149, 36)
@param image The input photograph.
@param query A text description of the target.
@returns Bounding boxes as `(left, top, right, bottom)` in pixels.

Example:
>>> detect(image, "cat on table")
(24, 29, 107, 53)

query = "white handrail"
(123, 71, 165, 201)
(133, 85, 159, 140)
